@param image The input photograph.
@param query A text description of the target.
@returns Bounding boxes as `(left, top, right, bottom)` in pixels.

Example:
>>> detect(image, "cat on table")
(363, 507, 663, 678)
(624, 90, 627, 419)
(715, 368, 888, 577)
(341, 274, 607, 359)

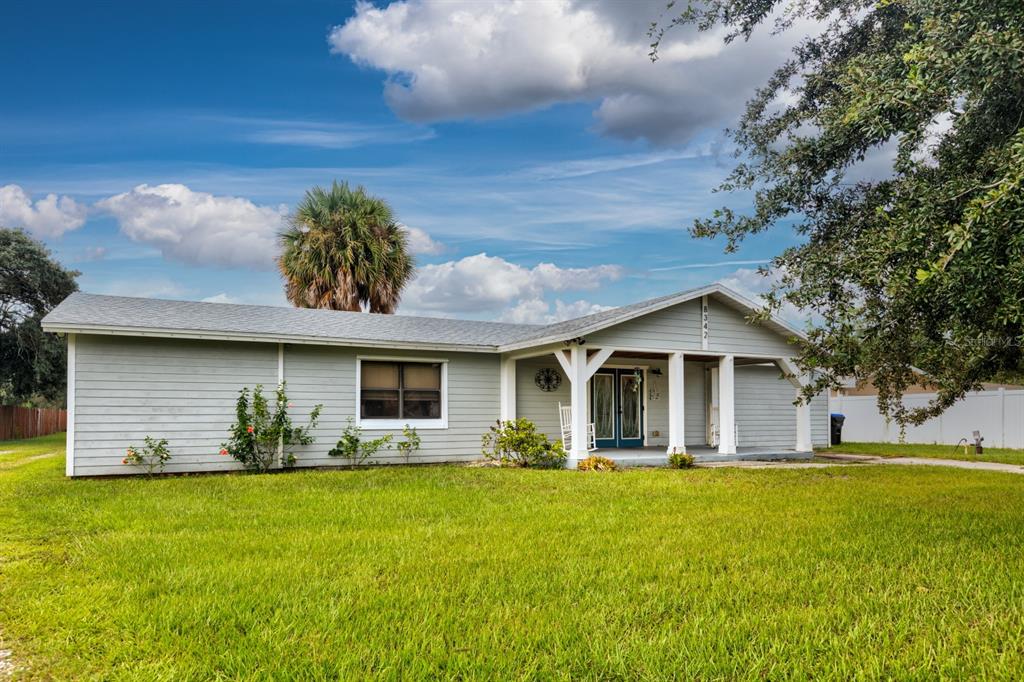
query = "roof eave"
(40, 322, 500, 354)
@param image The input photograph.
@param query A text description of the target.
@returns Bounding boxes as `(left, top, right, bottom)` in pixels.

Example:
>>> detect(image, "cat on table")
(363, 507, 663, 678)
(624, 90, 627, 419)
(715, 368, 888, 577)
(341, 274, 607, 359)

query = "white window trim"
(355, 355, 449, 430)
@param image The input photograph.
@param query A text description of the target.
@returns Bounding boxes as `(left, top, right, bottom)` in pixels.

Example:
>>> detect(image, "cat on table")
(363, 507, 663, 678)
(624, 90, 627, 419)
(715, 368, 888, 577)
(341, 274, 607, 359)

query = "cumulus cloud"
(0, 184, 87, 238)
(402, 224, 444, 255)
(499, 297, 613, 324)
(330, 0, 803, 145)
(96, 184, 288, 269)
(717, 267, 807, 327)
(201, 293, 240, 304)
(400, 252, 622, 315)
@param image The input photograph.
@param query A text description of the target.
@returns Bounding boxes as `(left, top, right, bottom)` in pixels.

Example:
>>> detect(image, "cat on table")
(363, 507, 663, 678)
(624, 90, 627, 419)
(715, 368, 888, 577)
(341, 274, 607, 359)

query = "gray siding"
(71, 335, 499, 475)
(586, 299, 702, 349)
(733, 363, 829, 449)
(286, 345, 499, 465)
(515, 356, 568, 442)
(70, 317, 823, 476)
(579, 296, 797, 358)
(707, 297, 796, 356)
(73, 335, 277, 476)
(735, 364, 796, 449)
(684, 362, 707, 447)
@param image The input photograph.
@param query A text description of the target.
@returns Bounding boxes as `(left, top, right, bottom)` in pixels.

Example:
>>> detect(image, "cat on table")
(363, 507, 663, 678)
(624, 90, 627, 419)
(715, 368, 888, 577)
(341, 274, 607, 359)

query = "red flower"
(219, 448, 229, 456)
(122, 458, 128, 464)
(246, 425, 254, 433)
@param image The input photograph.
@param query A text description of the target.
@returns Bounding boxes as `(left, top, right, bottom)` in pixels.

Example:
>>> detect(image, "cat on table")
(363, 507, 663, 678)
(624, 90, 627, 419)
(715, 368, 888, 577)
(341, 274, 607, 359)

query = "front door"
(591, 369, 645, 448)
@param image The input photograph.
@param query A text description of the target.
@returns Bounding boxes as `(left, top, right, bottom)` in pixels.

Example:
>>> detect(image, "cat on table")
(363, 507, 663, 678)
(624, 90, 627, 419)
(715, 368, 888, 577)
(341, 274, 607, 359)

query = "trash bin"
(830, 413, 846, 445)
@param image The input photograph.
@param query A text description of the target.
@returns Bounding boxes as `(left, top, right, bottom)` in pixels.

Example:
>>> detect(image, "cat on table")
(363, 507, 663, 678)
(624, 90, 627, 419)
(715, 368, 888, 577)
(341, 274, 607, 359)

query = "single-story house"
(42, 283, 829, 477)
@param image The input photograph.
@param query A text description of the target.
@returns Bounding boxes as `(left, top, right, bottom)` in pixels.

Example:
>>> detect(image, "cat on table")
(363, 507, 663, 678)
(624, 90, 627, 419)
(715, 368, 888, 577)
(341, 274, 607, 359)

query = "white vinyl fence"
(830, 389, 1024, 448)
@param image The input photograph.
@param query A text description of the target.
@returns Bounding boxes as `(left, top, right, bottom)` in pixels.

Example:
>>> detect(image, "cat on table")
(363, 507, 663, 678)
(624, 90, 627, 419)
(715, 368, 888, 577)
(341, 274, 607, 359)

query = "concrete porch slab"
(599, 446, 813, 468)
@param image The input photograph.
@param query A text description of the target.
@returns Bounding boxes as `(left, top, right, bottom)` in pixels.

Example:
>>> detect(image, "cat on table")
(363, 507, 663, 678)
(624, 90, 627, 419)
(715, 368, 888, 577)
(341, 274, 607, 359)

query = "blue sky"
(1, 0, 811, 323)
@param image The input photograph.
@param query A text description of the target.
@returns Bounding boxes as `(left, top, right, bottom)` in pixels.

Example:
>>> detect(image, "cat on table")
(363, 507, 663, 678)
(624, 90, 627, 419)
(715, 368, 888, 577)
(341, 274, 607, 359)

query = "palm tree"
(278, 181, 414, 313)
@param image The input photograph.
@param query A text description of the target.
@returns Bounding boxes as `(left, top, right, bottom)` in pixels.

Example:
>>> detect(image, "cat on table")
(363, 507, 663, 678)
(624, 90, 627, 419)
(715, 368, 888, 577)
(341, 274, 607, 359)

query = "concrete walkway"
(817, 452, 1024, 475)
(695, 452, 1024, 474)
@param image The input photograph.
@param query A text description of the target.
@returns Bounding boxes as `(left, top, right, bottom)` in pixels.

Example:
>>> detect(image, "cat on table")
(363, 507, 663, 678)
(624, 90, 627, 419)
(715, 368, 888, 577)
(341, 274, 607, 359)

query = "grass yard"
(833, 440, 1024, 466)
(2, 435, 1024, 679)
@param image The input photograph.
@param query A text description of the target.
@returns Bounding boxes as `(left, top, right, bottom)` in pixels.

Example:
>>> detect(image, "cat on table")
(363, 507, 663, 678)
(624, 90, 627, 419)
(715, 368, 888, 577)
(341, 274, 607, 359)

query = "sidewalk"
(818, 452, 1024, 475)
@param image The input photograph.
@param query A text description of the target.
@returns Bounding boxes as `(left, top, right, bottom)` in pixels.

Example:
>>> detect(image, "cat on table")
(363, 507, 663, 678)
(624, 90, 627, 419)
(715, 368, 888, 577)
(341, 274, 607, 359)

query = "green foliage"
(123, 436, 172, 475)
(481, 418, 568, 469)
(668, 451, 696, 469)
(0, 228, 79, 406)
(396, 424, 422, 464)
(278, 181, 414, 314)
(328, 418, 393, 466)
(221, 383, 322, 472)
(577, 455, 618, 472)
(651, 0, 1024, 426)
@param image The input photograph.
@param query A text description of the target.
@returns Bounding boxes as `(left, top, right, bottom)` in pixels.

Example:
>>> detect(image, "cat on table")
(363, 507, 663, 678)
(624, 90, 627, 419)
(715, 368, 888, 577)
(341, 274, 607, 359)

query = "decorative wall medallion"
(534, 368, 562, 392)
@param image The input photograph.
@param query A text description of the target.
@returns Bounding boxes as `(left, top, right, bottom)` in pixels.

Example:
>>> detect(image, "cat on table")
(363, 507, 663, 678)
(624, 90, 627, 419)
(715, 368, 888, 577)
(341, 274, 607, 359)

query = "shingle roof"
(42, 293, 543, 351)
(42, 283, 803, 352)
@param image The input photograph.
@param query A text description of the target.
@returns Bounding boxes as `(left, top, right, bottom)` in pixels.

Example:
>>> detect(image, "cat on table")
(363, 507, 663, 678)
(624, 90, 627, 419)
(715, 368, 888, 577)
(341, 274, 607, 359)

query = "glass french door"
(591, 369, 645, 448)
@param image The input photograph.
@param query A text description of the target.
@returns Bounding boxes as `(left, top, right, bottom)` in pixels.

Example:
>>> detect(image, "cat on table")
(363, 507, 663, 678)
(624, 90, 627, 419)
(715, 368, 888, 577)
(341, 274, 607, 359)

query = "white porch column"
(567, 344, 589, 467)
(553, 344, 612, 468)
(499, 355, 516, 422)
(777, 357, 813, 452)
(718, 354, 736, 455)
(666, 352, 686, 454)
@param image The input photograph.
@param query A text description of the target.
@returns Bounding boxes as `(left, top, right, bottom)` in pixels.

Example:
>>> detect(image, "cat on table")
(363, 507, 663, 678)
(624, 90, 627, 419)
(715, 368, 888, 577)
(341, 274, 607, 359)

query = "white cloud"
(717, 267, 807, 327)
(0, 184, 87, 238)
(200, 293, 240, 304)
(401, 224, 444, 255)
(400, 252, 622, 314)
(227, 117, 436, 149)
(96, 184, 288, 269)
(330, 0, 804, 145)
(92, 277, 191, 300)
(499, 297, 613, 324)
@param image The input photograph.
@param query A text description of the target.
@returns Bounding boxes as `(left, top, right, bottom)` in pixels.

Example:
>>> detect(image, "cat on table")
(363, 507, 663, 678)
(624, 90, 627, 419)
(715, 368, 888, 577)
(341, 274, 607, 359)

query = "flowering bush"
(481, 419, 567, 469)
(328, 418, 393, 466)
(123, 436, 172, 475)
(577, 455, 617, 472)
(221, 383, 322, 472)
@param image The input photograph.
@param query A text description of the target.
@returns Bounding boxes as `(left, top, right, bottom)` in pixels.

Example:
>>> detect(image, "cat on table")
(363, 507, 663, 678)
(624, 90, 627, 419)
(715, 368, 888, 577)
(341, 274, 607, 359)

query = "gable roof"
(41, 283, 804, 353)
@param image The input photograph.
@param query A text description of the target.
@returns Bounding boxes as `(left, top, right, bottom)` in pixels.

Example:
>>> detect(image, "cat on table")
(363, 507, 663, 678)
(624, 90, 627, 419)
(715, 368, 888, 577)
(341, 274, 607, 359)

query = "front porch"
(502, 340, 816, 468)
(601, 446, 814, 468)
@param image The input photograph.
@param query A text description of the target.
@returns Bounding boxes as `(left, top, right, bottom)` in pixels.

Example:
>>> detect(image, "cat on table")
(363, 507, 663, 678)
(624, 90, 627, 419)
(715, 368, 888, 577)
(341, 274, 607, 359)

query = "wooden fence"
(0, 406, 67, 441)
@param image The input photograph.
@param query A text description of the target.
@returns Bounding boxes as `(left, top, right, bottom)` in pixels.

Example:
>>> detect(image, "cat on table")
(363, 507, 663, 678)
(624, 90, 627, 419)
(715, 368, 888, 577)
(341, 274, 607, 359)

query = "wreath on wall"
(534, 368, 562, 392)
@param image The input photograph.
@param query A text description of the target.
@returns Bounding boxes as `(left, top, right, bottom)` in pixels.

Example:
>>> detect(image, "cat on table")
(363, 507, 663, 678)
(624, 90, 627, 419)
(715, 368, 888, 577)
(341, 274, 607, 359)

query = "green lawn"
(831, 440, 1024, 466)
(2, 436, 1024, 679)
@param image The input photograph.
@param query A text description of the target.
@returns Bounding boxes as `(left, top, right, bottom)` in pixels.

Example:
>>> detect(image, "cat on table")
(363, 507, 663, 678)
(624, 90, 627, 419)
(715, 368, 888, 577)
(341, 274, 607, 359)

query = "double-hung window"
(358, 359, 446, 428)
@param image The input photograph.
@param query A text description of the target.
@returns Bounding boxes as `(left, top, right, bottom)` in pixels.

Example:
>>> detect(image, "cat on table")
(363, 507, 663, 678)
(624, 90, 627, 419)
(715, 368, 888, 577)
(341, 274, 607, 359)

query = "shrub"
(481, 419, 567, 469)
(577, 455, 617, 472)
(328, 418, 393, 466)
(396, 425, 422, 464)
(123, 436, 171, 475)
(221, 383, 322, 472)
(668, 451, 696, 469)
